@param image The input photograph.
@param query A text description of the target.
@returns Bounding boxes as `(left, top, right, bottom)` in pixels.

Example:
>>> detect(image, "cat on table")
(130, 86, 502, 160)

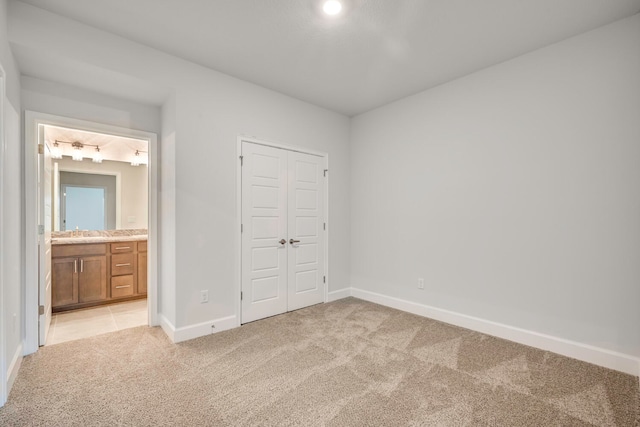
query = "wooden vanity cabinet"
(137, 241, 148, 294)
(52, 257, 79, 307)
(51, 244, 107, 309)
(52, 239, 147, 312)
(78, 256, 108, 302)
(109, 242, 135, 299)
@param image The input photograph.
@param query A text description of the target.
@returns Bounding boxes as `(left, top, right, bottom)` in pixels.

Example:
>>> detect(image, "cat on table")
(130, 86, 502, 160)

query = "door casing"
(24, 111, 159, 354)
(0, 65, 7, 407)
(236, 136, 329, 325)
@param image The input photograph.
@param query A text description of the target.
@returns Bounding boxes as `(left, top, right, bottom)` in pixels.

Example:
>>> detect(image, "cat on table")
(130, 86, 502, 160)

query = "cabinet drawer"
(111, 275, 134, 298)
(111, 253, 134, 276)
(110, 242, 134, 253)
(53, 243, 106, 258)
(138, 241, 147, 253)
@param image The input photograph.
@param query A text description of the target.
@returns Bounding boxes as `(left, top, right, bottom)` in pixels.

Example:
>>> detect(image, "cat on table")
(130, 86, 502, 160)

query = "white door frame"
(24, 111, 159, 354)
(0, 65, 7, 406)
(236, 135, 329, 326)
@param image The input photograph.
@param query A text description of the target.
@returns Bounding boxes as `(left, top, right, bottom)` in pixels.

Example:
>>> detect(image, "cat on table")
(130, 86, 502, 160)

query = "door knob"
(289, 239, 300, 245)
(279, 239, 286, 245)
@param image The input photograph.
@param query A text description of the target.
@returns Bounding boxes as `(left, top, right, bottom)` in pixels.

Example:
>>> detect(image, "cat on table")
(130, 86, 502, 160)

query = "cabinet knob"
(279, 239, 286, 245)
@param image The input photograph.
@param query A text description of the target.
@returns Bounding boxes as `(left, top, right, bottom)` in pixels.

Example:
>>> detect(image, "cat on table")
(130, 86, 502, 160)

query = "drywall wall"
(56, 158, 148, 230)
(159, 92, 176, 326)
(350, 14, 640, 358)
(0, 0, 22, 405)
(21, 77, 161, 135)
(9, 2, 351, 335)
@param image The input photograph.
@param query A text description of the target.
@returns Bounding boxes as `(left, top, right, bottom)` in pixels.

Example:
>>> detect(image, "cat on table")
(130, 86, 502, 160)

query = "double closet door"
(241, 141, 326, 324)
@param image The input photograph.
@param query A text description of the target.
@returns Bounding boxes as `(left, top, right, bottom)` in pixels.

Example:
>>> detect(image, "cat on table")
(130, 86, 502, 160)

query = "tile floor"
(46, 299, 147, 346)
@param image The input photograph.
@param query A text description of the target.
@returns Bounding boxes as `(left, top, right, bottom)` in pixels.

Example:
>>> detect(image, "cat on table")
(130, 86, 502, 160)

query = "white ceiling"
(13, 0, 640, 116)
(44, 125, 149, 164)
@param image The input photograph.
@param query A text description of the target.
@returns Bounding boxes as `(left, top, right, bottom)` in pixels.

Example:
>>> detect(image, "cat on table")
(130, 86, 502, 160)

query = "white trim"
(24, 111, 159, 355)
(57, 166, 122, 230)
(323, 158, 329, 304)
(0, 67, 7, 407)
(350, 287, 640, 376)
(239, 134, 327, 158)
(6, 344, 23, 395)
(235, 139, 242, 327)
(327, 288, 351, 302)
(160, 314, 237, 344)
(172, 316, 237, 343)
(236, 136, 330, 325)
(158, 314, 175, 343)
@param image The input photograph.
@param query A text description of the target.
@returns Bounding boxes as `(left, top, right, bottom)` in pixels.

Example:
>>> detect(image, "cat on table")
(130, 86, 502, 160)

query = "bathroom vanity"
(51, 235, 147, 312)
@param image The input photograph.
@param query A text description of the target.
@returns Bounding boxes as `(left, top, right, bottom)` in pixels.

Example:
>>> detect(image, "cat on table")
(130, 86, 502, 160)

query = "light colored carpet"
(0, 297, 638, 426)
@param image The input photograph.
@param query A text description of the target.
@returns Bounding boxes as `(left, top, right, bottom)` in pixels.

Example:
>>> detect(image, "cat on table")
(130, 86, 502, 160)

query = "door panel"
(287, 150, 325, 311)
(241, 142, 326, 323)
(78, 256, 107, 303)
(241, 142, 288, 323)
(39, 139, 53, 345)
(51, 257, 78, 307)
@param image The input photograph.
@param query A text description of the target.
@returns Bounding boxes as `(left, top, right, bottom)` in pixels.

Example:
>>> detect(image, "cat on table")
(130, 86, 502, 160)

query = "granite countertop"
(52, 235, 148, 245)
(51, 229, 148, 245)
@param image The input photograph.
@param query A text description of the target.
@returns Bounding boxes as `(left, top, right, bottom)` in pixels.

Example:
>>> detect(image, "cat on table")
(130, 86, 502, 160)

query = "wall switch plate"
(417, 278, 425, 290)
(200, 290, 209, 303)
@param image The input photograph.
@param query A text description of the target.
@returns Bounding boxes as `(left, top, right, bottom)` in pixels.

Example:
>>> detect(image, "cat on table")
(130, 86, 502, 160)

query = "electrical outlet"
(417, 278, 425, 290)
(200, 290, 209, 303)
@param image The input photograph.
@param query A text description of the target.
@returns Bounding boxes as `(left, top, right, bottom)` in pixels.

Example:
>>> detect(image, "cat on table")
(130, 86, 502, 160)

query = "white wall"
(0, 0, 23, 405)
(350, 14, 640, 359)
(159, 93, 176, 326)
(21, 77, 161, 136)
(56, 157, 148, 230)
(9, 2, 351, 336)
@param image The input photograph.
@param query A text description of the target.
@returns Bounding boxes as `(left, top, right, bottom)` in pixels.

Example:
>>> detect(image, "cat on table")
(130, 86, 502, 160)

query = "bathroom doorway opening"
(24, 111, 158, 353)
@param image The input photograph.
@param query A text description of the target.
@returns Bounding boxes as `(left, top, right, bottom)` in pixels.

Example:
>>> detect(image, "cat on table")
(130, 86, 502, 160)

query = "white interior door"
(241, 141, 326, 324)
(38, 138, 53, 345)
(287, 150, 325, 311)
(241, 142, 289, 323)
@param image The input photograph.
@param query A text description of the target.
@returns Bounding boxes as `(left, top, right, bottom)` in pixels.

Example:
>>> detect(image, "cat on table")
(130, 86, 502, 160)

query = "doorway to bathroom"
(24, 111, 158, 353)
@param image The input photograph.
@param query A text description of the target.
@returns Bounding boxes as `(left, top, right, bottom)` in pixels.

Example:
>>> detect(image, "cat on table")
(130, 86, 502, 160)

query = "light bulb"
(323, 0, 342, 15)
(51, 142, 63, 159)
(72, 146, 83, 161)
(131, 150, 141, 166)
(92, 146, 103, 163)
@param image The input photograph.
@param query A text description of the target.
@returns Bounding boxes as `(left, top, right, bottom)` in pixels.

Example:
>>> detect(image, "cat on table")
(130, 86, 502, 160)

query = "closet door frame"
(236, 136, 329, 325)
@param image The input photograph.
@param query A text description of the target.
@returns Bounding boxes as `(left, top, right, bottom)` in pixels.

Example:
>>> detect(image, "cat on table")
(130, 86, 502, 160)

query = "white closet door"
(287, 150, 325, 311)
(241, 142, 288, 324)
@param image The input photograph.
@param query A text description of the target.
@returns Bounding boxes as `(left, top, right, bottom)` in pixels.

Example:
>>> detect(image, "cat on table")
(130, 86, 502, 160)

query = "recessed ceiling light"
(322, 0, 342, 16)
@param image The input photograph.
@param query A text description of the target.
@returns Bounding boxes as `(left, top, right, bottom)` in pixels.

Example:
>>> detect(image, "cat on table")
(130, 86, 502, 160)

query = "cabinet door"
(137, 252, 148, 295)
(52, 257, 78, 308)
(78, 256, 107, 303)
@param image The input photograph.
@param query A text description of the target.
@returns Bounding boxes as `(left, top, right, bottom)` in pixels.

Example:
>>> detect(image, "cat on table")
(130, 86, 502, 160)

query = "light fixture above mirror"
(71, 141, 84, 161)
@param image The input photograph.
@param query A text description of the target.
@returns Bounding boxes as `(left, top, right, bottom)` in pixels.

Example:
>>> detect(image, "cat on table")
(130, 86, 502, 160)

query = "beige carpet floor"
(0, 297, 638, 426)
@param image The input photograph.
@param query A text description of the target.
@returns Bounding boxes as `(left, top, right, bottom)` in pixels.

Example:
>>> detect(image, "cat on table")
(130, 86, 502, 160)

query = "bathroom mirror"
(45, 125, 149, 232)
(53, 158, 148, 231)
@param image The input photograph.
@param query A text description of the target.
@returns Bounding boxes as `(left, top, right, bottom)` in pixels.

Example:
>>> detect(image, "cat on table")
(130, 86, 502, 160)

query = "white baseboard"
(350, 287, 640, 376)
(158, 314, 176, 343)
(159, 314, 238, 344)
(7, 343, 23, 396)
(327, 288, 352, 302)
